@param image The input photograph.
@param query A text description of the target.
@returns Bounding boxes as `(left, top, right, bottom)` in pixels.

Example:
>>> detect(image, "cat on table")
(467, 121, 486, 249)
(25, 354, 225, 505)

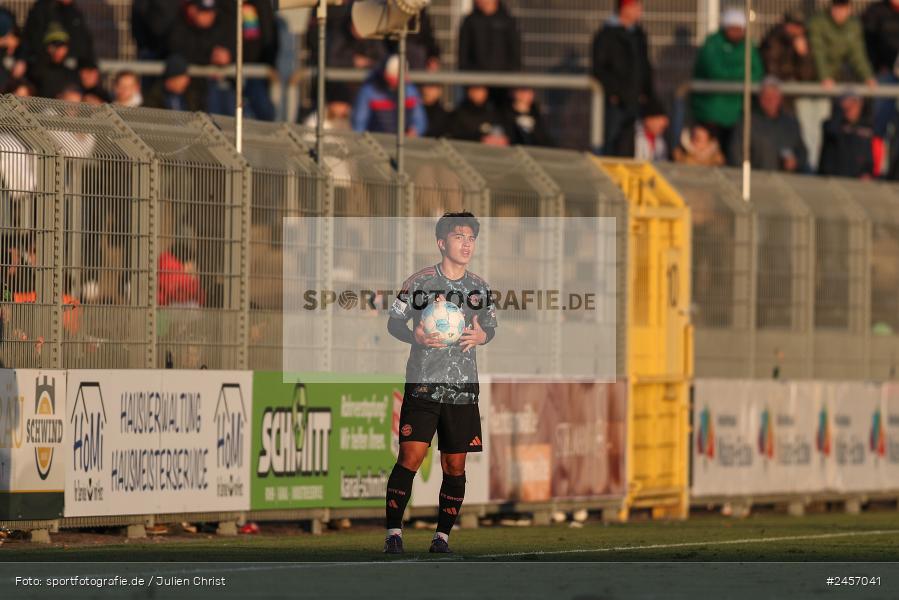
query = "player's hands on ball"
(459, 315, 487, 353)
(414, 320, 445, 348)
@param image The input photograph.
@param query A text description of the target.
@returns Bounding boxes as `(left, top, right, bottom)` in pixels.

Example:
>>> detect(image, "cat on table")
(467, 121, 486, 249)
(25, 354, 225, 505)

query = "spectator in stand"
(385, 8, 440, 70)
(352, 56, 427, 136)
(863, 0, 899, 135)
(113, 71, 142, 108)
(673, 123, 726, 166)
(614, 99, 669, 160)
(459, 0, 521, 72)
(448, 85, 515, 146)
(302, 82, 352, 132)
(3, 78, 35, 97)
(459, 0, 521, 104)
(691, 9, 763, 154)
(505, 87, 554, 147)
(30, 24, 80, 98)
(761, 10, 817, 84)
(0, 10, 20, 91)
(158, 241, 205, 307)
(144, 54, 205, 112)
(809, 0, 875, 88)
(729, 77, 809, 173)
(225, 0, 277, 121)
(18, 0, 96, 86)
(307, 7, 386, 71)
(591, 0, 654, 154)
(819, 91, 880, 178)
(132, 0, 181, 60)
(761, 9, 827, 170)
(421, 83, 450, 138)
(54, 82, 82, 103)
(78, 56, 108, 102)
(303, 6, 385, 114)
(168, 0, 234, 115)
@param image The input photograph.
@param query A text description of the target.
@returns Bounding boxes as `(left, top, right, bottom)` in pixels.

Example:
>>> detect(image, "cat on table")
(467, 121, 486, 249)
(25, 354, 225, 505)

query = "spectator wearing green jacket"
(691, 9, 763, 154)
(808, 0, 875, 87)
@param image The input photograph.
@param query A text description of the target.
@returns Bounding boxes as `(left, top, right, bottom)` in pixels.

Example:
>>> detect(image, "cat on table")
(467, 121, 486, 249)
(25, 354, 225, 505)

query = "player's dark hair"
(435, 212, 480, 241)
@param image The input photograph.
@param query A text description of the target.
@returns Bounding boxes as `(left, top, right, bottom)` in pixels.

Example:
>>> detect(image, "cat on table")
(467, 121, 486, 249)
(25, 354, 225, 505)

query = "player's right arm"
(387, 276, 442, 347)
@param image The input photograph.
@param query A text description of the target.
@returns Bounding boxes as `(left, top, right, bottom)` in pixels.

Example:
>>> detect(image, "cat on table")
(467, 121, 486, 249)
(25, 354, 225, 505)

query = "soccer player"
(384, 212, 497, 554)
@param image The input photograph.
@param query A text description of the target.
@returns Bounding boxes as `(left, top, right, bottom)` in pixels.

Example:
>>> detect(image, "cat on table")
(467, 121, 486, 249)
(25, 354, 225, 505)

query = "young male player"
(384, 212, 497, 554)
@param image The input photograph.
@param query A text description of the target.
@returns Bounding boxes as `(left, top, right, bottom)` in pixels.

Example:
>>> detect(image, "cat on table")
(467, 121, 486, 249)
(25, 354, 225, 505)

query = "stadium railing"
(96, 59, 605, 150)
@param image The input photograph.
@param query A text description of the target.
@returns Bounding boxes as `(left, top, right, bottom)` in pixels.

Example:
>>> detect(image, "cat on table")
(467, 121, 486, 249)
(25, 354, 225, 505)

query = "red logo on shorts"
(401, 424, 413, 437)
(469, 436, 481, 447)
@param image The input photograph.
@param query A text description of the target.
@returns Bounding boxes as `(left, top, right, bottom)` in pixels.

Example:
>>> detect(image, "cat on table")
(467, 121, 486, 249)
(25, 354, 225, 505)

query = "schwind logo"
(29, 376, 63, 480)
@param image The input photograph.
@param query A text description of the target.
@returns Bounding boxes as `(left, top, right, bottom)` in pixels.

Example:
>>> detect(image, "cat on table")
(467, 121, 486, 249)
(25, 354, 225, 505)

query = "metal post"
(589, 80, 604, 152)
(316, 0, 327, 165)
(236, 0, 244, 153)
(741, 0, 752, 202)
(396, 29, 407, 174)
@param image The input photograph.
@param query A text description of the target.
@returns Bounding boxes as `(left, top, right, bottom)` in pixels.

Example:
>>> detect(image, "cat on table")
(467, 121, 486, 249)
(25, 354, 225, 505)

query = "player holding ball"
(384, 212, 498, 554)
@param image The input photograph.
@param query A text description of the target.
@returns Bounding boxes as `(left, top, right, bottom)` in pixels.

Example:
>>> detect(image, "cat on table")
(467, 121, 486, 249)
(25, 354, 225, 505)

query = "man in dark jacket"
(132, 0, 181, 60)
(19, 0, 96, 89)
(168, 0, 234, 116)
(863, 0, 899, 133)
(592, 0, 654, 153)
(144, 54, 206, 112)
(29, 23, 80, 98)
(819, 91, 877, 178)
(458, 0, 521, 73)
(448, 85, 515, 146)
(385, 8, 440, 70)
(222, 0, 277, 120)
(728, 77, 809, 173)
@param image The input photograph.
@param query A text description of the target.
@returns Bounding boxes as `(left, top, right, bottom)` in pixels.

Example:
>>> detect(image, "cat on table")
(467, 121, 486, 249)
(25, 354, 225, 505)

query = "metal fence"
(661, 162, 899, 381)
(0, 95, 630, 377)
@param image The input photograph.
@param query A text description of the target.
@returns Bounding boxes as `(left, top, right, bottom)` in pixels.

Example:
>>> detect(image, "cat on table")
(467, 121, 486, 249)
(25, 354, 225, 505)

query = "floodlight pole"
(741, 0, 751, 202)
(396, 27, 407, 174)
(316, 0, 327, 165)
(236, 0, 244, 153)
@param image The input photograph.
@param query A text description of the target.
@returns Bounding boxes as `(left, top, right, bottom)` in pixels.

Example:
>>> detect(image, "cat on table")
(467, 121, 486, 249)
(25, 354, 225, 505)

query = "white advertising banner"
(693, 379, 889, 499)
(410, 379, 491, 508)
(880, 383, 899, 492)
(0, 370, 66, 519)
(64, 370, 252, 517)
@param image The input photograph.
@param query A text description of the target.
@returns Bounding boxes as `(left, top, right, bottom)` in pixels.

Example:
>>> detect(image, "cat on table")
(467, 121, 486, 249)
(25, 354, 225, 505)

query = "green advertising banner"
(251, 372, 405, 510)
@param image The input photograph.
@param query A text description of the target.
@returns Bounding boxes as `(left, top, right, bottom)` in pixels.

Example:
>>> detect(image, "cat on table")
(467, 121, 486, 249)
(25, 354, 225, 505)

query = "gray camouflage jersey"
(389, 264, 498, 404)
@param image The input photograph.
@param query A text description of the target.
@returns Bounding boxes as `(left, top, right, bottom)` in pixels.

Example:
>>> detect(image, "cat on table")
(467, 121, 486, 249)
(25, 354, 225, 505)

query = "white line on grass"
(68, 528, 899, 580)
(478, 529, 899, 559)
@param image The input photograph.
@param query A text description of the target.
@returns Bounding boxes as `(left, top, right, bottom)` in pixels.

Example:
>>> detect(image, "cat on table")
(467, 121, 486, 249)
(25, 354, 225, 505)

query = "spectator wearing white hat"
(690, 8, 764, 156)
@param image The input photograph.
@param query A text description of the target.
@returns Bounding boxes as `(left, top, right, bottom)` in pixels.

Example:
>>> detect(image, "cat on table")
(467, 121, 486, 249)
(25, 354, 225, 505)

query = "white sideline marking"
(479, 529, 899, 559)
(72, 528, 899, 580)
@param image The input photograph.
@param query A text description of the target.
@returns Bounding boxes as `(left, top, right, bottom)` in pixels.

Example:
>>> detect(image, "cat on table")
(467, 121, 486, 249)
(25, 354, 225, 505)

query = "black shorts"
(398, 394, 483, 454)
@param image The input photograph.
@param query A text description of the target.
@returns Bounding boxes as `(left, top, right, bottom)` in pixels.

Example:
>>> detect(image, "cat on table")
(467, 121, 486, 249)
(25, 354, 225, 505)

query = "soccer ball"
(421, 299, 466, 346)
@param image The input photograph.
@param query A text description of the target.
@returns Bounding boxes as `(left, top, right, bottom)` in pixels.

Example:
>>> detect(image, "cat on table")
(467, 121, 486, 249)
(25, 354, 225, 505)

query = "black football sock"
(385, 463, 416, 532)
(436, 473, 466, 536)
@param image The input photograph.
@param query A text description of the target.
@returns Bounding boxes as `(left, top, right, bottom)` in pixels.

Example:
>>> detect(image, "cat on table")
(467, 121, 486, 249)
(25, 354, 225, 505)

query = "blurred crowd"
(601, 0, 899, 179)
(4, 0, 899, 174)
